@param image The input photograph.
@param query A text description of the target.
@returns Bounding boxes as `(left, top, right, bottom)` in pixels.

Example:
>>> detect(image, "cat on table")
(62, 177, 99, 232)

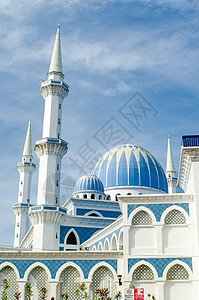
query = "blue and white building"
(0, 26, 199, 300)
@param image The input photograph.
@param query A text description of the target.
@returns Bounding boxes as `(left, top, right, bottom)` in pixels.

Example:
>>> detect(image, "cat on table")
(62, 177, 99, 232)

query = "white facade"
(2, 26, 199, 300)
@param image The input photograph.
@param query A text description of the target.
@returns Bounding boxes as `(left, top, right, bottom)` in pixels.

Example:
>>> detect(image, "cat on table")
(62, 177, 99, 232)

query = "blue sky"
(0, 0, 199, 246)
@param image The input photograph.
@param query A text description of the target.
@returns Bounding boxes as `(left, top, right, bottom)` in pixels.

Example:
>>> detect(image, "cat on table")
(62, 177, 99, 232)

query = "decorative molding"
(13, 206, 29, 215)
(0, 250, 122, 259)
(178, 147, 199, 191)
(34, 139, 68, 159)
(28, 207, 65, 225)
(118, 193, 193, 207)
(17, 163, 36, 174)
(40, 80, 69, 99)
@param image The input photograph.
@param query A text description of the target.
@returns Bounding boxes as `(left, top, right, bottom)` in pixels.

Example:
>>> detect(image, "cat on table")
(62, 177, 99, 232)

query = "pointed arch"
(25, 265, 49, 300)
(0, 264, 19, 299)
(85, 211, 103, 217)
(55, 262, 84, 281)
(128, 206, 156, 225)
(160, 206, 189, 225)
(118, 229, 123, 250)
(162, 260, 192, 281)
(0, 262, 20, 281)
(88, 262, 118, 282)
(58, 266, 81, 300)
(89, 263, 117, 299)
(64, 228, 80, 247)
(104, 238, 110, 251)
(23, 262, 51, 281)
(111, 234, 117, 250)
(98, 242, 103, 251)
(128, 261, 158, 282)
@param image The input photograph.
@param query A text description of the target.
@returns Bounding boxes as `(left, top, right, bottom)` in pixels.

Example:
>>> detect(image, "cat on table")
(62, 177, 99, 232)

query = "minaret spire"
(23, 119, 32, 156)
(166, 136, 177, 194)
(49, 25, 63, 74)
(166, 135, 175, 173)
(31, 26, 69, 251)
(13, 120, 36, 247)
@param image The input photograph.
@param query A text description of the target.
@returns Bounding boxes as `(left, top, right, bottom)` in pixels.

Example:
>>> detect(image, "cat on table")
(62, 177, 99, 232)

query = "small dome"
(74, 175, 104, 193)
(93, 144, 168, 192)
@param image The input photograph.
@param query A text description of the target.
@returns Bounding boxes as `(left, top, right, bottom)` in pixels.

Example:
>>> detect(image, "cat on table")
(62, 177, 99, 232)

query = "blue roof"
(93, 144, 168, 192)
(182, 135, 199, 147)
(74, 175, 104, 193)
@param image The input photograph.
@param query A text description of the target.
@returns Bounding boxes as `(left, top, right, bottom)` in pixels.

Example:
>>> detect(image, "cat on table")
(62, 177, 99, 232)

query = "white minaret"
(13, 120, 36, 247)
(166, 135, 177, 194)
(29, 26, 69, 251)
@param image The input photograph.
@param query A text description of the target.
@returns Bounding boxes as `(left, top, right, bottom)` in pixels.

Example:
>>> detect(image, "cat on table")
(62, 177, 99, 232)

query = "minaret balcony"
(34, 137, 68, 158)
(40, 79, 69, 99)
(28, 205, 66, 225)
(17, 162, 36, 174)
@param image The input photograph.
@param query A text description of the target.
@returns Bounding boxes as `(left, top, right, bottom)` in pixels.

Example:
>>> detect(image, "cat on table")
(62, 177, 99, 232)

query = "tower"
(29, 26, 69, 250)
(166, 135, 177, 193)
(13, 120, 36, 247)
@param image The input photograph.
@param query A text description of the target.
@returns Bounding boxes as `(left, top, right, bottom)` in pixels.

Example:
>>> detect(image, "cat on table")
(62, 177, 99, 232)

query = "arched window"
(132, 264, 154, 281)
(91, 266, 117, 299)
(111, 235, 117, 250)
(127, 193, 132, 195)
(106, 195, 111, 200)
(119, 231, 123, 250)
(91, 194, 95, 199)
(164, 209, 186, 225)
(115, 193, 121, 201)
(66, 232, 77, 245)
(166, 264, 189, 280)
(83, 194, 87, 199)
(60, 267, 81, 299)
(89, 213, 99, 217)
(26, 267, 49, 300)
(99, 195, 102, 200)
(104, 240, 109, 250)
(0, 266, 18, 299)
(132, 210, 153, 226)
(76, 195, 79, 198)
(98, 243, 103, 250)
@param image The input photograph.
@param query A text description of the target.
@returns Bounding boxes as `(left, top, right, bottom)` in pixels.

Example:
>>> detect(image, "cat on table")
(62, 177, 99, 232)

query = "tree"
(2, 278, 9, 300)
(95, 288, 111, 300)
(14, 292, 21, 300)
(26, 283, 33, 300)
(60, 291, 69, 300)
(76, 283, 89, 300)
(41, 287, 47, 300)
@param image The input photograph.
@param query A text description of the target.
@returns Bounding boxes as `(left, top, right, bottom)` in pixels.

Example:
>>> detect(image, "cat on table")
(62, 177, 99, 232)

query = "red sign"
(134, 288, 144, 300)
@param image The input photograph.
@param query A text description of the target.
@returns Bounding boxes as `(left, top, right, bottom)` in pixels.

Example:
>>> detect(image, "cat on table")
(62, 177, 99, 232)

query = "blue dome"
(74, 175, 104, 193)
(93, 144, 168, 192)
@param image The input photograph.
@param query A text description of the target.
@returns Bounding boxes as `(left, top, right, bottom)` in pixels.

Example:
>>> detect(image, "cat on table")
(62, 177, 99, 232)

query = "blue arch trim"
(128, 203, 190, 221)
(128, 257, 192, 277)
(0, 259, 117, 279)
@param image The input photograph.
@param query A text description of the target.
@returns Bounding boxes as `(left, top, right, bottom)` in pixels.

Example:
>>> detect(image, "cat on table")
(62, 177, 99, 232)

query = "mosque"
(0, 26, 199, 300)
